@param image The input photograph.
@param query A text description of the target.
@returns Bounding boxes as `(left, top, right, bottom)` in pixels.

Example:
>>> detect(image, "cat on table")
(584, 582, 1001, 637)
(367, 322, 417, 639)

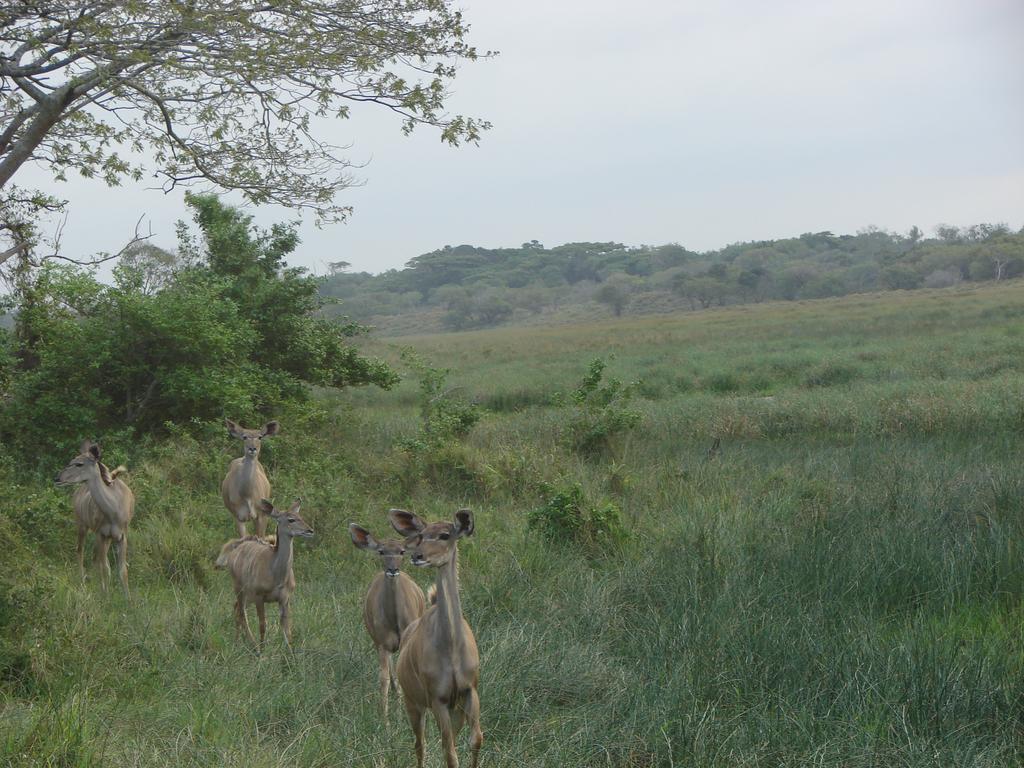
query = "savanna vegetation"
(320, 225, 1024, 335)
(3, 6, 1023, 767)
(3, 276, 1024, 766)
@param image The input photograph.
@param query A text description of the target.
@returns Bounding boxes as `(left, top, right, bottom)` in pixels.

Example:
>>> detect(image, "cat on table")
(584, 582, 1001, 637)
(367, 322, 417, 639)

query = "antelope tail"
(98, 462, 127, 485)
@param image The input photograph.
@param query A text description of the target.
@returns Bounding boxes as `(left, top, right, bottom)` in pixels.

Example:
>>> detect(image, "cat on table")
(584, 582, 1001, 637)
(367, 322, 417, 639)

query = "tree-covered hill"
(321, 223, 1024, 335)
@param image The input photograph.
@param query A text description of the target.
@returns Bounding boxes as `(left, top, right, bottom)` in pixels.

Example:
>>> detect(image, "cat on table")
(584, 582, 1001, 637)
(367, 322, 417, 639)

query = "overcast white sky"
(18, 0, 1024, 275)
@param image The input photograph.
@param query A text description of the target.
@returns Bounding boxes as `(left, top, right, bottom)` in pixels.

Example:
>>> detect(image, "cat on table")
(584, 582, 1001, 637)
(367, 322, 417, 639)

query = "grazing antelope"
(350, 522, 427, 717)
(214, 499, 312, 650)
(390, 508, 483, 768)
(221, 419, 279, 538)
(55, 440, 135, 598)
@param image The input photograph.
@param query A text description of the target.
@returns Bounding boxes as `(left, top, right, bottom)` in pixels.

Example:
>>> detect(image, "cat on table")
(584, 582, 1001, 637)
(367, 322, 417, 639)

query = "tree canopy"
(0, 1, 488, 220)
(320, 224, 1024, 331)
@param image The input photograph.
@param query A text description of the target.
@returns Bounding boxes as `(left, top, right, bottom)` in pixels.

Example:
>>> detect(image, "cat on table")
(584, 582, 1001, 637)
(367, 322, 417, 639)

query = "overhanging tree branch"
(0, 1, 492, 222)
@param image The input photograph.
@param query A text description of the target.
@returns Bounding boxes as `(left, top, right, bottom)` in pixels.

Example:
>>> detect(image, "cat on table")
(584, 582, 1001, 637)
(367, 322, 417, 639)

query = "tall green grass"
(2, 280, 1024, 766)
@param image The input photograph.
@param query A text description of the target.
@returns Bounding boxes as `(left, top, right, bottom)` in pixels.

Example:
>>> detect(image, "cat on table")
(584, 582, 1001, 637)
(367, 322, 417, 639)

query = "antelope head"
(226, 419, 280, 459)
(350, 523, 408, 578)
(260, 499, 314, 539)
(55, 440, 112, 486)
(389, 508, 474, 568)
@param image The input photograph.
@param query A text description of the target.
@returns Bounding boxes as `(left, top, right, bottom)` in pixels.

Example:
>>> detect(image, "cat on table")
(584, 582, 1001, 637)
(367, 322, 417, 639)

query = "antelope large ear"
(79, 439, 93, 455)
(262, 421, 280, 437)
(389, 509, 425, 537)
(349, 523, 379, 551)
(287, 498, 301, 515)
(454, 509, 474, 538)
(98, 462, 113, 486)
(259, 499, 276, 516)
(225, 419, 244, 439)
(88, 443, 102, 460)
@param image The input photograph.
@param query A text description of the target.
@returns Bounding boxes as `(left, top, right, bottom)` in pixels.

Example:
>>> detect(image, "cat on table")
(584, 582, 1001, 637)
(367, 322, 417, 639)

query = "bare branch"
(41, 214, 153, 267)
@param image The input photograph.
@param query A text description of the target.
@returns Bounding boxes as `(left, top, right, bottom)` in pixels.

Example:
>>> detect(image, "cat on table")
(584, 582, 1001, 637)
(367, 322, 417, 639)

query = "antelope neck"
(86, 465, 121, 515)
(381, 571, 400, 628)
(238, 453, 259, 482)
(430, 546, 466, 653)
(270, 527, 294, 586)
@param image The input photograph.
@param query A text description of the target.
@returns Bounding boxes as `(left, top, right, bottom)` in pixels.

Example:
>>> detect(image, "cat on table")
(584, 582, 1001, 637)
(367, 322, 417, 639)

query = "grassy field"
(3, 281, 1024, 767)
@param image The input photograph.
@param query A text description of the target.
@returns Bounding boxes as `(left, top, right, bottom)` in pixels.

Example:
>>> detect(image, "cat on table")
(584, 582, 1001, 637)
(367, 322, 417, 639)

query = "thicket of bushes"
(0, 193, 396, 463)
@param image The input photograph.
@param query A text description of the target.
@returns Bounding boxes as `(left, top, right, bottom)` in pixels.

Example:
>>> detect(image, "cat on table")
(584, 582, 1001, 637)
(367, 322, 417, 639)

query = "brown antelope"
(221, 419, 279, 538)
(214, 499, 312, 650)
(55, 440, 135, 598)
(390, 508, 483, 768)
(350, 522, 427, 717)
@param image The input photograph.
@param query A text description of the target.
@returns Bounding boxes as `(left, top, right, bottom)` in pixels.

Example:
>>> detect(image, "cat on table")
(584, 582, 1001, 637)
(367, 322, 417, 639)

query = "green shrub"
(395, 352, 486, 495)
(557, 358, 641, 457)
(0, 195, 397, 464)
(528, 482, 628, 550)
(400, 350, 480, 450)
(6, 486, 68, 557)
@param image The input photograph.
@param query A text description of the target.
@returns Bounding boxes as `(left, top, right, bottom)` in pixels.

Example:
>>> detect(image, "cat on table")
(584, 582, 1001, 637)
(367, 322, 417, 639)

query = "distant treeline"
(321, 223, 1024, 331)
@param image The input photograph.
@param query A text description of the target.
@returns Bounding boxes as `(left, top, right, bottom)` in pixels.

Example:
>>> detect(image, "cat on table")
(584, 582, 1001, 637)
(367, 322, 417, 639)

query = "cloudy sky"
(17, 0, 1024, 275)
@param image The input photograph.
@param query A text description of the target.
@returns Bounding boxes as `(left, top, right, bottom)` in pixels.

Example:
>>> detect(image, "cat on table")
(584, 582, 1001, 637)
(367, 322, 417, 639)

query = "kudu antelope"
(390, 508, 482, 768)
(221, 419, 279, 538)
(214, 499, 313, 650)
(350, 522, 427, 717)
(55, 440, 135, 598)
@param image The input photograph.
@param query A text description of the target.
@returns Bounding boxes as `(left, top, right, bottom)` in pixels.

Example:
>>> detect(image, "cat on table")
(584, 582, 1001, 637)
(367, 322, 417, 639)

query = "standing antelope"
(390, 508, 483, 768)
(350, 522, 427, 717)
(214, 499, 313, 650)
(221, 419, 279, 538)
(55, 440, 135, 598)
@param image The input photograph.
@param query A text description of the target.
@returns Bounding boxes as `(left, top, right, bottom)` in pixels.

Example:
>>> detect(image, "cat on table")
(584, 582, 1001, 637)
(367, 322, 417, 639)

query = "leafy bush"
(6, 486, 68, 557)
(396, 351, 485, 494)
(0, 195, 397, 462)
(527, 482, 628, 550)
(557, 358, 641, 457)
(181, 194, 398, 390)
(400, 350, 480, 450)
(3, 266, 267, 458)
